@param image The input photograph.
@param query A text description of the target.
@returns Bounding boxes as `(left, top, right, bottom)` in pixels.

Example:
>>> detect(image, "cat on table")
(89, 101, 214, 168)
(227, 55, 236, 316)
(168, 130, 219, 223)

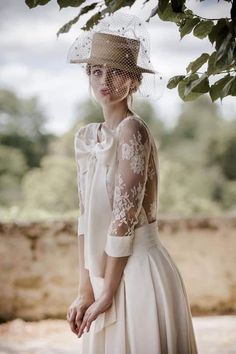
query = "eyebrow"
(92, 65, 103, 68)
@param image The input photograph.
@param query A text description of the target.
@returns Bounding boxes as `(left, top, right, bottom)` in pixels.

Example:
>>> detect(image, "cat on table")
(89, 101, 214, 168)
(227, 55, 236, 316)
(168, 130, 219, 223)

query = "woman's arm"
(77, 235, 94, 298)
(76, 138, 94, 298)
(102, 118, 151, 297)
(102, 255, 129, 298)
(67, 131, 95, 336)
(77, 118, 152, 336)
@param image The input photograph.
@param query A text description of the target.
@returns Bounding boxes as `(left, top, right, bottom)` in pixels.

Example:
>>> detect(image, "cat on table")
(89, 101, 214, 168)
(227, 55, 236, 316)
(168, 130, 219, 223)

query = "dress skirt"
(78, 221, 198, 354)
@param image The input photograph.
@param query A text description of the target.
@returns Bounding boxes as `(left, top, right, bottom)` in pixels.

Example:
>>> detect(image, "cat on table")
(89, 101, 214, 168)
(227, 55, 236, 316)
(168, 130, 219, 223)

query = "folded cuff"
(77, 214, 85, 236)
(105, 233, 134, 257)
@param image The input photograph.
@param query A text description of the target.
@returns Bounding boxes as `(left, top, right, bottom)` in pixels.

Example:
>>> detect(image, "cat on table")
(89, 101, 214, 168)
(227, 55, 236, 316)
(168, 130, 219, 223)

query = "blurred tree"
(0, 89, 47, 137)
(221, 180, 236, 211)
(171, 96, 222, 141)
(0, 145, 28, 206)
(158, 95, 236, 212)
(132, 99, 166, 143)
(159, 153, 221, 215)
(0, 89, 55, 168)
(22, 155, 78, 212)
(2, 84, 234, 216)
(0, 145, 28, 178)
(162, 95, 224, 167)
(205, 119, 236, 180)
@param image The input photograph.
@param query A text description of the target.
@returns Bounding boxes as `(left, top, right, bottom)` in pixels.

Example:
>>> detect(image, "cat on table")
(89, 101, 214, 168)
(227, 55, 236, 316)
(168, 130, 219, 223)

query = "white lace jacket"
(74, 115, 159, 277)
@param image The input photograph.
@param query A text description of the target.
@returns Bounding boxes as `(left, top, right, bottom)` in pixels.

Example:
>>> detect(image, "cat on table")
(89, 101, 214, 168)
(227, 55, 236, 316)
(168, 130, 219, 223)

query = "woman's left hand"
(77, 291, 113, 337)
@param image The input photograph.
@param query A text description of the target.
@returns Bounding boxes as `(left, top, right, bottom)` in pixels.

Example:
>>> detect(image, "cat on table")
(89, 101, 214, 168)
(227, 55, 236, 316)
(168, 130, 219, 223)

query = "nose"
(101, 68, 111, 85)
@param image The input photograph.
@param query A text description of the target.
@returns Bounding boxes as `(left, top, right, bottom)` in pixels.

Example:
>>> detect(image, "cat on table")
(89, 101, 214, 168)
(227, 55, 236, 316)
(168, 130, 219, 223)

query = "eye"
(92, 69, 102, 76)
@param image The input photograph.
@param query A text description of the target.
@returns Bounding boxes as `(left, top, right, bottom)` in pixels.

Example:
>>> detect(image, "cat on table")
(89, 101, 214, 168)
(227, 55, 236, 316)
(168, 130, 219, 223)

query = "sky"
(0, 0, 235, 136)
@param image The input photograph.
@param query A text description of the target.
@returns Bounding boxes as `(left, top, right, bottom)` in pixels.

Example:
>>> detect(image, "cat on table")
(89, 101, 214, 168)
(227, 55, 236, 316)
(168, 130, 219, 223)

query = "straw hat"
(69, 31, 156, 75)
(67, 12, 164, 100)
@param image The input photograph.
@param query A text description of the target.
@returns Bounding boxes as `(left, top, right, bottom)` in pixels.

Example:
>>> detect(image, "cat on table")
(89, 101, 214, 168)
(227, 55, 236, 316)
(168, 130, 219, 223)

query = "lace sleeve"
(105, 118, 151, 257)
(74, 131, 85, 237)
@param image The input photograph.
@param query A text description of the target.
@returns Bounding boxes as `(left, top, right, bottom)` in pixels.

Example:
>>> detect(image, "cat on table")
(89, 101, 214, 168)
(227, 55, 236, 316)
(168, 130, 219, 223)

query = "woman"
(67, 13, 198, 354)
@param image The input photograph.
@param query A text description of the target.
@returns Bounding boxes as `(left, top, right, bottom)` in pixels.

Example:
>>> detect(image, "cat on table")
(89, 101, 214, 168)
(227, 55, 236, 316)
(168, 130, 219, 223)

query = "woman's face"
(89, 64, 134, 105)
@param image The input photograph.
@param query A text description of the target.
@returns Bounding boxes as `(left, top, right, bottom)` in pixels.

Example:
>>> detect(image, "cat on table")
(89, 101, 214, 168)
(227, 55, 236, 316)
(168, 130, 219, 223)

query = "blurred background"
(0, 0, 236, 353)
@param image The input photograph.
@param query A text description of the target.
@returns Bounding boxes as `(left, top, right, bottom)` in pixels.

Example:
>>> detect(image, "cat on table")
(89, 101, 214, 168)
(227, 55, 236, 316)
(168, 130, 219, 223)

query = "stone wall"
(0, 215, 235, 321)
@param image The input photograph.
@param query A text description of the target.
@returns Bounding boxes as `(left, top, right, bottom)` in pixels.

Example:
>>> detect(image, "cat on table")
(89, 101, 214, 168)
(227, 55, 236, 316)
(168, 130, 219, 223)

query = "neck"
(102, 101, 133, 129)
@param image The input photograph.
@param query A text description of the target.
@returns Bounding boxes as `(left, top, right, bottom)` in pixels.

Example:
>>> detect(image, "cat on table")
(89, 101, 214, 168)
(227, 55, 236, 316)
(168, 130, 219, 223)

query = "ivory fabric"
(74, 115, 198, 353)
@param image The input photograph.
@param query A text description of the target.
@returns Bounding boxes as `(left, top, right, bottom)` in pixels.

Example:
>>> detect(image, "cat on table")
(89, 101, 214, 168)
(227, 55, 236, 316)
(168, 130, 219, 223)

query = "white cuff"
(105, 234, 134, 257)
(77, 214, 85, 236)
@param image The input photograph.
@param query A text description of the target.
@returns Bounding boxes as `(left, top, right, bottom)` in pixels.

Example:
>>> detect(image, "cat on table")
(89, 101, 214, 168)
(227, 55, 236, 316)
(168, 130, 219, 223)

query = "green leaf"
(105, 0, 136, 13)
(209, 74, 232, 102)
(214, 34, 235, 70)
(81, 11, 104, 31)
(157, 3, 185, 23)
(215, 49, 235, 70)
(178, 80, 202, 101)
(186, 53, 209, 74)
(221, 76, 236, 99)
(193, 20, 214, 39)
(184, 73, 209, 96)
(215, 32, 233, 65)
(25, 0, 51, 8)
(229, 77, 236, 96)
(184, 9, 194, 17)
(57, 3, 98, 36)
(167, 75, 185, 89)
(178, 74, 202, 101)
(208, 19, 229, 49)
(157, 0, 169, 14)
(170, 0, 185, 13)
(57, 0, 86, 9)
(179, 17, 200, 39)
(207, 51, 218, 75)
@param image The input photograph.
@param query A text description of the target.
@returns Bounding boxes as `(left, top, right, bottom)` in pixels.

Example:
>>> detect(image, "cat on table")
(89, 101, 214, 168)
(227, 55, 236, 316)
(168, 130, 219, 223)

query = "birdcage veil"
(67, 12, 165, 100)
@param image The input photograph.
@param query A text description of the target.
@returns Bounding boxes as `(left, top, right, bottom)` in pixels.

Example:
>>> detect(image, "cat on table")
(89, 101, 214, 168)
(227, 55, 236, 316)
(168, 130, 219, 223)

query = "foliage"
(1, 93, 236, 218)
(22, 155, 78, 212)
(150, 1, 236, 102)
(0, 146, 28, 206)
(159, 154, 222, 215)
(205, 120, 236, 180)
(0, 89, 54, 168)
(157, 95, 236, 214)
(0, 89, 47, 137)
(0, 145, 28, 178)
(25, 0, 236, 102)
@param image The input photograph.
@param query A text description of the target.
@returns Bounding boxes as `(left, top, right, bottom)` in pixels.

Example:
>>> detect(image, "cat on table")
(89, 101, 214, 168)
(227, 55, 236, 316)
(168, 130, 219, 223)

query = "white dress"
(74, 115, 198, 354)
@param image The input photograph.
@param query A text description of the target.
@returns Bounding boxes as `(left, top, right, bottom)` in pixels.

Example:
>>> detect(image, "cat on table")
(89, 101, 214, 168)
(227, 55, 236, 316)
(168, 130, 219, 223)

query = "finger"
(69, 309, 78, 335)
(75, 311, 84, 332)
(77, 320, 86, 337)
(86, 312, 98, 333)
(75, 308, 85, 321)
(78, 314, 89, 338)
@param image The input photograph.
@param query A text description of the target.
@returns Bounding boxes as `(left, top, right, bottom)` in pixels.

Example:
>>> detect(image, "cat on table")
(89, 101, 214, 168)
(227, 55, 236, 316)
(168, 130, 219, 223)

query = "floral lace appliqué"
(108, 173, 144, 236)
(148, 200, 157, 220)
(121, 130, 147, 175)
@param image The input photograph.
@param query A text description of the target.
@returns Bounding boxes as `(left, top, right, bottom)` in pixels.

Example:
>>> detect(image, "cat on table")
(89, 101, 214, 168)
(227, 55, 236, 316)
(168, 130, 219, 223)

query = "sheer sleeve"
(74, 130, 85, 237)
(105, 118, 151, 257)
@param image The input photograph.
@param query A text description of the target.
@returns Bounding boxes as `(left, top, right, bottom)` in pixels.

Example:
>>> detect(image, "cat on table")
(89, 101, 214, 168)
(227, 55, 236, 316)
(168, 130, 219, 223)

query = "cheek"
(90, 77, 100, 91)
(113, 77, 131, 92)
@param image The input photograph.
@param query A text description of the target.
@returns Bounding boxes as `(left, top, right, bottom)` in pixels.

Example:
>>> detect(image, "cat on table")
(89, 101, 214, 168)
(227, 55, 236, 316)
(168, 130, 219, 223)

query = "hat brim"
(69, 57, 157, 74)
